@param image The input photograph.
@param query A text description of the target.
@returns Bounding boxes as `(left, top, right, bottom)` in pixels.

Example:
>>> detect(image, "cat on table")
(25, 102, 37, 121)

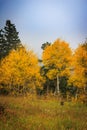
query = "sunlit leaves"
(68, 44, 87, 88)
(0, 47, 42, 93)
(42, 39, 72, 79)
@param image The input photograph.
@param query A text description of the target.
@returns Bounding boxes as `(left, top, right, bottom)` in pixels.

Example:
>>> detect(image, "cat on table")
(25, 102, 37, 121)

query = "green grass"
(0, 96, 87, 130)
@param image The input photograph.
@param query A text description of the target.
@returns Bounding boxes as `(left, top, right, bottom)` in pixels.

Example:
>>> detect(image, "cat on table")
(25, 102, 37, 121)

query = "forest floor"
(0, 95, 87, 130)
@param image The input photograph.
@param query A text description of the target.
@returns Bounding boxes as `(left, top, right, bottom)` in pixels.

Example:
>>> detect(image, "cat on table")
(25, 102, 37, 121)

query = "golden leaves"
(68, 44, 87, 88)
(42, 38, 72, 79)
(0, 47, 42, 90)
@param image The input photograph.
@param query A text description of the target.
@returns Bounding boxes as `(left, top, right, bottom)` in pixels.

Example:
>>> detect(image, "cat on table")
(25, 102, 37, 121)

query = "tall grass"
(0, 95, 87, 130)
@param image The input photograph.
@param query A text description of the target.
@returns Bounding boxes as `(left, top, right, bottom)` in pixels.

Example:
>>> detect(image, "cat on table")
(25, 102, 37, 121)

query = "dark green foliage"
(0, 29, 6, 59)
(40, 64, 70, 96)
(0, 20, 22, 59)
(0, 88, 9, 95)
(59, 76, 68, 97)
(4, 20, 21, 49)
(67, 85, 77, 97)
(41, 42, 51, 50)
(82, 38, 87, 50)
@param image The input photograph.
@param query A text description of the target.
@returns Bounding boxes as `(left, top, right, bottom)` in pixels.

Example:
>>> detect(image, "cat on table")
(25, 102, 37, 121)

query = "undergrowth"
(0, 95, 87, 130)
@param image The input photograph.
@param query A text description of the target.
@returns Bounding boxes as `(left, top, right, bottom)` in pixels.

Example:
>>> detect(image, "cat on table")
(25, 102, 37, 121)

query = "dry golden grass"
(0, 95, 87, 130)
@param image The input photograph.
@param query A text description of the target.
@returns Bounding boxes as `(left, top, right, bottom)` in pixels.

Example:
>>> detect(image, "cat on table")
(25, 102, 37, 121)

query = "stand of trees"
(0, 20, 87, 102)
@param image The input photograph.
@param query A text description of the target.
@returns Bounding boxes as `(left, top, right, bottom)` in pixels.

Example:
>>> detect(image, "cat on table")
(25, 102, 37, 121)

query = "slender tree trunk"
(57, 74, 60, 94)
(54, 74, 60, 95)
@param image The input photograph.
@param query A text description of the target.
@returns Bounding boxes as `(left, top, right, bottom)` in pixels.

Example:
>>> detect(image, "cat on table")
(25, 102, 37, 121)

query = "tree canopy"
(0, 47, 42, 95)
(68, 41, 87, 89)
(0, 20, 22, 60)
(42, 39, 72, 94)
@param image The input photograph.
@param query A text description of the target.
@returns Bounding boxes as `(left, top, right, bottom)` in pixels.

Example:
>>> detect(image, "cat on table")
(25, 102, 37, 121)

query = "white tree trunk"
(54, 74, 60, 95)
(57, 74, 60, 94)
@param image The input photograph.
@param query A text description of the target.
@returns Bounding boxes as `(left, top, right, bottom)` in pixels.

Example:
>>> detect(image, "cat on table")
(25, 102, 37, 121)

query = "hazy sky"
(0, 0, 87, 56)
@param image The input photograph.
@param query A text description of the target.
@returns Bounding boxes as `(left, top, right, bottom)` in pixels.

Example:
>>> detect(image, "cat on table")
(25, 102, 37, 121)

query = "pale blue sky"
(0, 0, 87, 56)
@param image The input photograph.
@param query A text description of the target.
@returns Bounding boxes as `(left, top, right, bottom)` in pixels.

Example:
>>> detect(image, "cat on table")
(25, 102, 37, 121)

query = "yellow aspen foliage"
(42, 39, 72, 79)
(0, 47, 42, 93)
(68, 44, 87, 88)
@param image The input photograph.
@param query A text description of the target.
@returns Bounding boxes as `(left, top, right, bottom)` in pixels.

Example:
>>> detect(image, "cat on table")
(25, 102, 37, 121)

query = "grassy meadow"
(0, 95, 87, 130)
